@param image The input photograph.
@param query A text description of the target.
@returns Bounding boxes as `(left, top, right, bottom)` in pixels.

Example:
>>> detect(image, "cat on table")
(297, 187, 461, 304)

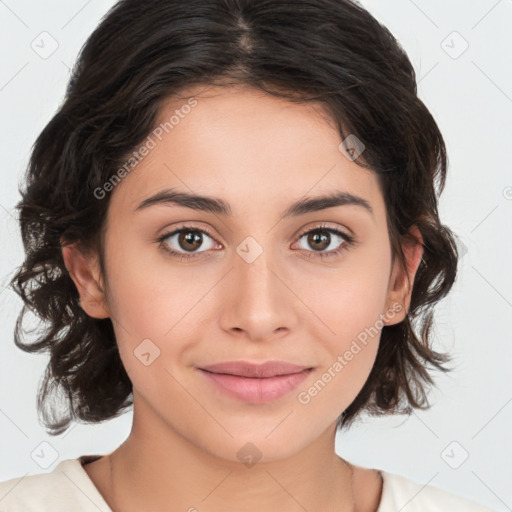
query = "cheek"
(103, 238, 219, 384)
(305, 248, 391, 343)
(295, 285, 383, 418)
(104, 235, 200, 335)
(295, 251, 390, 403)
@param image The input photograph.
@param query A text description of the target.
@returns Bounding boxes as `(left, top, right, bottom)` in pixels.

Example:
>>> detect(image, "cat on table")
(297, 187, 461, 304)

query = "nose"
(218, 240, 298, 342)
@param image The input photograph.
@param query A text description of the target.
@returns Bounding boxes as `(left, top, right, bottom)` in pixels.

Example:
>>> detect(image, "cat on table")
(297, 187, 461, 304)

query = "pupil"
(179, 231, 202, 251)
(310, 231, 329, 251)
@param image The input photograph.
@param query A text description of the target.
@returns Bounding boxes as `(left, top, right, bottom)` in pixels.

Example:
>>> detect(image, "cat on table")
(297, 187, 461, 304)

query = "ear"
(61, 242, 110, 319)
(382, 225, 424, 326)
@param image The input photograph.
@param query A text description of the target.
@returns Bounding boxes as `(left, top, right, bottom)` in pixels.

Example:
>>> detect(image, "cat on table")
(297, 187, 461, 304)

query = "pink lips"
(198, 361, 313, 404)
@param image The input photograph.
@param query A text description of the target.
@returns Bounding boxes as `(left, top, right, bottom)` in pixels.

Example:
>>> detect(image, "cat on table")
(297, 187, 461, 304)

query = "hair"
(11, 0, 459, 436)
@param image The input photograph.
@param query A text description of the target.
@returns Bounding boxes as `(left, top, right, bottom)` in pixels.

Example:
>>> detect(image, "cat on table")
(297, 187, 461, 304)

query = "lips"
(199, 361, 312, 378)
(197, 361, 314, 404)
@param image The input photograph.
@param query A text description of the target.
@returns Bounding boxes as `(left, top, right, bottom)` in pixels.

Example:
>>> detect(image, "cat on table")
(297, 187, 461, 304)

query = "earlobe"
(61, 242, 110, 319)
(383, 225, 424, 326)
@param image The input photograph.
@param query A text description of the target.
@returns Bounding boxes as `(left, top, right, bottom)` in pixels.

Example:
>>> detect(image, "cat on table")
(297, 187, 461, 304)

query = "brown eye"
(306, 230, 331, 251)
(177, 230, 204, 252)
(293, 225, 355, 260)
(159, 226, 218, 257)
(297, 227, 349, 254)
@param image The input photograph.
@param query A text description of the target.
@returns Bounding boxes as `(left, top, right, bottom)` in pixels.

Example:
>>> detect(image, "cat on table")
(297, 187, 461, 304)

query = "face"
(65, 84, 421, 463)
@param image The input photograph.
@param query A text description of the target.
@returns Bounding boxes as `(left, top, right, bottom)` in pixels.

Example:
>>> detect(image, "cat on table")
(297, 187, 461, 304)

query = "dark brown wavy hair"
(10, 0, 459, 435)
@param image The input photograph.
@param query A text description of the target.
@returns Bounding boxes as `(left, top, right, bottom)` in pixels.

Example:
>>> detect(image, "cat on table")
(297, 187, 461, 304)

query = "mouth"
(197, 361, 314, 403)
(198, 360, 313, 378)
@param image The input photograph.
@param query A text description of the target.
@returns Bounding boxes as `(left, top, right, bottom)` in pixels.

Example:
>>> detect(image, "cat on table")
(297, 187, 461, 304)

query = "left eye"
(294, 227, 353, 257)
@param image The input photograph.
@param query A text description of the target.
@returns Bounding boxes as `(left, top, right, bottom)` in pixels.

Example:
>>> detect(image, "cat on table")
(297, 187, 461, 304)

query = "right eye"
(157, 225, 221, 260)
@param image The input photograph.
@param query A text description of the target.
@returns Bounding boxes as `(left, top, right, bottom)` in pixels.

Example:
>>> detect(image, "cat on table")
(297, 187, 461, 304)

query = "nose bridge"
(220, 233, 295, 337)
(235, 234, 279, 303)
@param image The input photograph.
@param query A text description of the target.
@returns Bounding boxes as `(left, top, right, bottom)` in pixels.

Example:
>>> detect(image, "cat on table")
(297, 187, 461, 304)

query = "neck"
(106, 397, 357, 512)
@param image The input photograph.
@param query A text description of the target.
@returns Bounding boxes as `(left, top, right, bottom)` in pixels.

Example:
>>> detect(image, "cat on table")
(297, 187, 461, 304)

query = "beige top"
(0, 455, 496, 511)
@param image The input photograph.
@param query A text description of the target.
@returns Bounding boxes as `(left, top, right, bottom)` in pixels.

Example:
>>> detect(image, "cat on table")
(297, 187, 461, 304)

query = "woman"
(0, 0, 497, 510)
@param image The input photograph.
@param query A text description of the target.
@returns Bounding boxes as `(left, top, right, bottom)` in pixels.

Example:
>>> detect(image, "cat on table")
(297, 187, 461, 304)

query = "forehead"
(108, 84, 384, 220)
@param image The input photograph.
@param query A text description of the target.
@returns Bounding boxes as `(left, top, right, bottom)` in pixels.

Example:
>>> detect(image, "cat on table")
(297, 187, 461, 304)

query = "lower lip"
(198, 368, 312, 404)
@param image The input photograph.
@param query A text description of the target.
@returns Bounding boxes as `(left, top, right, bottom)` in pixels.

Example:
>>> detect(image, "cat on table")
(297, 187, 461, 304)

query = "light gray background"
(1, 1, 511, 510)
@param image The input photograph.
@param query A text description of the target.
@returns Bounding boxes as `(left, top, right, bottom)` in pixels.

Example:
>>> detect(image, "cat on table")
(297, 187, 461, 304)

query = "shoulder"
(0, 457, 111, 512)
(378, 470, 497, 512)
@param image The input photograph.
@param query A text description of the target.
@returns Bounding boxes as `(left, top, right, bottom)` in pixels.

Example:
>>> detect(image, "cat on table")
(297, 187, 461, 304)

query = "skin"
(62, 84, 423, 512)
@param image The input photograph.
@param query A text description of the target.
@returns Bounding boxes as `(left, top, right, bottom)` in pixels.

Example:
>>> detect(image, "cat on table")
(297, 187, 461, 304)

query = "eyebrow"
(134, 188, 373, 219)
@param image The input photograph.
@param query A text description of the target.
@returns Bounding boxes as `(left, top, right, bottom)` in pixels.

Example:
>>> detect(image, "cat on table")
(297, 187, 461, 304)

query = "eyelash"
(156, 223, 355, 262)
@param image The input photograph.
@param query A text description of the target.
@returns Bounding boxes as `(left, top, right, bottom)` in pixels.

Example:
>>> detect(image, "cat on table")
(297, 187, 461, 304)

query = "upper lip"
(198, 361, 313, 378)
